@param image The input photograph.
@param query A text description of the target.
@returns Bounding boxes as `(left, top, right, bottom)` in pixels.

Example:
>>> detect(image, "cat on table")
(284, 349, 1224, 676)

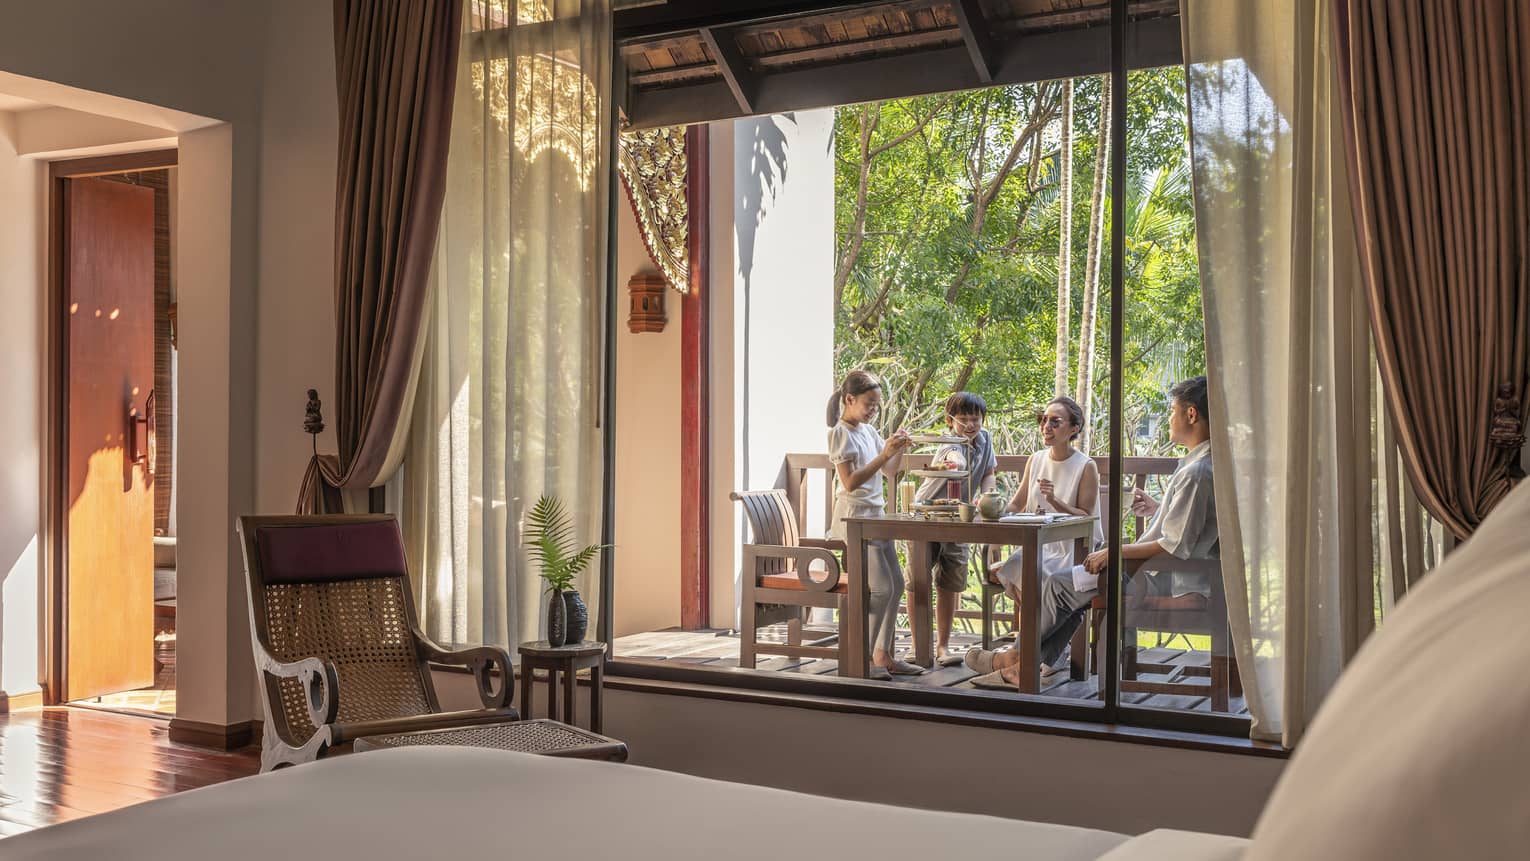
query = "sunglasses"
(1036, 415, 1068, 429)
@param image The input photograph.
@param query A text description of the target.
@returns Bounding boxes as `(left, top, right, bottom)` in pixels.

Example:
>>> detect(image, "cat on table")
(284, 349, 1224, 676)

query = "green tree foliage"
(833, 68, 1203, 463)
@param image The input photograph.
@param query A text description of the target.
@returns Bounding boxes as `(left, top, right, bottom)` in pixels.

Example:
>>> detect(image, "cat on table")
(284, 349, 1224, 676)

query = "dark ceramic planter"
(563, 589, 589, 644)
(546, 590, 568, 647)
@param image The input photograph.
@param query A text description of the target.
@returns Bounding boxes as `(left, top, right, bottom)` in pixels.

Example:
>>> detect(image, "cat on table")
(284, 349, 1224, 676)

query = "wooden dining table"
(840, 513, 1098, 693)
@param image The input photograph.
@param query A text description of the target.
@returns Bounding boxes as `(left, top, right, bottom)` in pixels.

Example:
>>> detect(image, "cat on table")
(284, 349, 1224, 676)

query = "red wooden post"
(680, 125, 711, 630)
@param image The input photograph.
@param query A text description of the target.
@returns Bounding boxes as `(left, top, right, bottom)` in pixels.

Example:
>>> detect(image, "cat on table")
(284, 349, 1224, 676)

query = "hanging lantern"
(628, 273, 667, 333)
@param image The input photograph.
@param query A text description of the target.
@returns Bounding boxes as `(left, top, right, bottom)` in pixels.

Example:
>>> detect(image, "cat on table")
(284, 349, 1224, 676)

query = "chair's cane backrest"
(730, 490, 800, 575)
(238, 515, 436, 746)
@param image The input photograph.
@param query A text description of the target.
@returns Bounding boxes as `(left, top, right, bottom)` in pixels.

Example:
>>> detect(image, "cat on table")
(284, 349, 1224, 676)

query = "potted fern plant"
(525, 495, 607, 646)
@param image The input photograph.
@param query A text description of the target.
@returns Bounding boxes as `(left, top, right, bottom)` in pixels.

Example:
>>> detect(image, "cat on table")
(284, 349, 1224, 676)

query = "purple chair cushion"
(256, 520, 408, 585)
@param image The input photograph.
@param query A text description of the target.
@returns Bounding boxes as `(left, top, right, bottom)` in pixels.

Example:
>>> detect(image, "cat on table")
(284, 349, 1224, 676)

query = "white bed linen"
(1097, 829, 1249, 860)
(2, 746, 1144, 860)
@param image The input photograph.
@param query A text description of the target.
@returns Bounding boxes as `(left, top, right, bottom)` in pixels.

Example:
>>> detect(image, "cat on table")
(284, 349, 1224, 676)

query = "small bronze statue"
(1490, 382, 1524, 450)
(1491, 382, 1525, 479)
(304, 389, 326, 454)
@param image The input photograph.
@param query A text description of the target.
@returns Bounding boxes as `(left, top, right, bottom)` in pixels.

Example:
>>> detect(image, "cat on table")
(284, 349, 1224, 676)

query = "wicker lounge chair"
(237, 515, 517, 771)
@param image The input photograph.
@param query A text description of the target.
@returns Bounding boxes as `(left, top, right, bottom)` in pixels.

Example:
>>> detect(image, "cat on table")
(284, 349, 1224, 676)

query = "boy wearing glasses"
(913, 392, 998, 665)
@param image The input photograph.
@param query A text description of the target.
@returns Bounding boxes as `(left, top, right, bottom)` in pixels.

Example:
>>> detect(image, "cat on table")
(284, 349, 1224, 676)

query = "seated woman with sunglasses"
(965, 396, 1101, 680)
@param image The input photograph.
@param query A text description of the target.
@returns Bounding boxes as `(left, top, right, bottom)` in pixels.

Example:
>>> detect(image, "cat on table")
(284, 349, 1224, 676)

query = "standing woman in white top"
(988, 396, 1102, 600)
(826, 370, 922, 679)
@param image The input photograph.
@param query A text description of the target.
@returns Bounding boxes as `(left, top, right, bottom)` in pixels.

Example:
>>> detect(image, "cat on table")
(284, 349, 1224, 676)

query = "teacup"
(958, 503, 975, 522)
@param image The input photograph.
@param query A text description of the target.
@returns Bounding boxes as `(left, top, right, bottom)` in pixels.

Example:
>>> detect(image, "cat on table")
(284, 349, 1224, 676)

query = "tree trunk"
(836, 99, 952, 315)
(887, 366, 936, 434)
(1075, 78, 1111, 453)
(1053, 80, 1074, 398)
(834, 105, 879, 312)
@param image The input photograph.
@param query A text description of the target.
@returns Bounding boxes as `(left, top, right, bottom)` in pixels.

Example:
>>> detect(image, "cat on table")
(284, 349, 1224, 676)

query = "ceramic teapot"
(976, 491, 1005, 521)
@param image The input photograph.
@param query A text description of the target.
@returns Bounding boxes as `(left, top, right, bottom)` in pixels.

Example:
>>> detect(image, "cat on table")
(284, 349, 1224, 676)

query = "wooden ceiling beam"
(698, 26, 760, 114)
(753, 27, 960, 67)
(993, 0, 1179, 33)
(617, 1, 928, 43)
(629, 27, 963, 90)
(626, 15, 1181, 129)
(629, 62, 721, 88)
(950, 0, 997, 83)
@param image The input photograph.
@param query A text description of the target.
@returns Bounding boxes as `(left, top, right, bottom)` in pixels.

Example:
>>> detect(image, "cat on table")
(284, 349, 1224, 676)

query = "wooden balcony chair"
(237, 514, 517, 772)
(977, 551, 1019, 648)
(1119, 556, 1242, 712)
(731, 490, 851, 670)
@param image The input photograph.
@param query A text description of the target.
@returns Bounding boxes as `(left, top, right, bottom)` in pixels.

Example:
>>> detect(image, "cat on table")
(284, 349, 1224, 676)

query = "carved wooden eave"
(617, 126, 690, 294)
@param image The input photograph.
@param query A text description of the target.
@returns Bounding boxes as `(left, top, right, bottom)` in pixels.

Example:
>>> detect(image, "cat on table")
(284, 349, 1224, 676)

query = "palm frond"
(523, 494, 607, 593)
(564, 543, 610, 579)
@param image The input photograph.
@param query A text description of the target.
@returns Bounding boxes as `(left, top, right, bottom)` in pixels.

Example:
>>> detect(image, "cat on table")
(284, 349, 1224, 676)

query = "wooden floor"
(0, 707, 257, 839)
(615, 624, 1249, 714)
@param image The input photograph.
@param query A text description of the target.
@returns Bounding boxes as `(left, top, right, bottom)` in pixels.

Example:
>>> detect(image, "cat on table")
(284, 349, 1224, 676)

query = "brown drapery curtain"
(298, 0, 465, 513)
(1333, 0, 1530, 540)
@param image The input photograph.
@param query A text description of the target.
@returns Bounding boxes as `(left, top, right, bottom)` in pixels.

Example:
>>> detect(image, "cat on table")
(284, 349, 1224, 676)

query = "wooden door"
(64, 177, 155, 701)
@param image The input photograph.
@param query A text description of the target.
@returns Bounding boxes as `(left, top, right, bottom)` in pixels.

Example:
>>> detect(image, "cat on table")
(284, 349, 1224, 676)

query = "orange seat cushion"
(760, 571, 849, 593)
(1126, 593, 1209, 611)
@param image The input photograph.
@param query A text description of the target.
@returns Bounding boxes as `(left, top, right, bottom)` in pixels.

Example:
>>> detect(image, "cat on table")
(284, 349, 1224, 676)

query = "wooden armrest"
(744, 545, 843, 592)
(254, 644, 339, 730)
(416, 636, 515, 710)
(800, 537, 846, 553)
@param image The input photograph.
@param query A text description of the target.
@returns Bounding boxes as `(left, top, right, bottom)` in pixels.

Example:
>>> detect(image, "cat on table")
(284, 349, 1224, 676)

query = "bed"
(0, 744, 1244, 860)
(9, 482, 1528, 859)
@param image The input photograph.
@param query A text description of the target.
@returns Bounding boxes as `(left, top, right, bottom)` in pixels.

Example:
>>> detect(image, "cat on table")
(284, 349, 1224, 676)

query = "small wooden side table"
(518, 640, 607, 733)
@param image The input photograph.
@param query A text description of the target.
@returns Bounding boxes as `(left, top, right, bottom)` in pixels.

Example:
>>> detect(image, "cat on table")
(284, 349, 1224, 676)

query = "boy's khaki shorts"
(925, 542, 970, 593)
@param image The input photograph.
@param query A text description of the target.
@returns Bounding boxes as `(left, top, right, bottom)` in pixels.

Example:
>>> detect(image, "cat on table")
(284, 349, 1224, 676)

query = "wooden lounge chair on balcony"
(237, 514, 518, 771)
(1119, 555, 1242, 712)
(731, 490, 852, 670)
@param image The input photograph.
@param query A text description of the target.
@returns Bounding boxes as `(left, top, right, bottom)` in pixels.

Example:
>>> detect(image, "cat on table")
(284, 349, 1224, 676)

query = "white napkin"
(1071, 564, 1098, 592)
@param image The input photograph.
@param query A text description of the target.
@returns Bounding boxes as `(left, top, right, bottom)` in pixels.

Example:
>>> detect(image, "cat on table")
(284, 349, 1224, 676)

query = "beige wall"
(707, 121, 739, 629)
(433, 669, 1282, 837)
(174, 121, 244, 723)
(612, 194, 683, 636)
(11, 106, 176, 159)
(0, 0, 338, 725)
(255, 0, 339, 516)
(0, 113, 45, 701)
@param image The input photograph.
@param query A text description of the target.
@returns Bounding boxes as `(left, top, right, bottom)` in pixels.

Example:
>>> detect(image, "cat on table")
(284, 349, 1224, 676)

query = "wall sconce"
(628, 273, 667, 333)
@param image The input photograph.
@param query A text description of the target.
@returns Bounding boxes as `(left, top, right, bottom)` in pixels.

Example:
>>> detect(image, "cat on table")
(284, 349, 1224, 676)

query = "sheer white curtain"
(1182, 0, 1375, 745)
(405, 0, 611, 650)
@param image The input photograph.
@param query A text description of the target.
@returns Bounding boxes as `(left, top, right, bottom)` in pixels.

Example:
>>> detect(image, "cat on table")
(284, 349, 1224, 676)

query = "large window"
(609, 54, 1247, 730)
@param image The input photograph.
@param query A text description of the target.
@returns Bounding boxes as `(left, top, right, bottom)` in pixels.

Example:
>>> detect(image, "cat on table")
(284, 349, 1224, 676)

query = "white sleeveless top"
(1020, 448, 1103, 574)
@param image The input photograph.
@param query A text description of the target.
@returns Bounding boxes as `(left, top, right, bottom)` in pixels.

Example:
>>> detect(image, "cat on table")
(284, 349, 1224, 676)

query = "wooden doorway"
(45, 150, 177, 708)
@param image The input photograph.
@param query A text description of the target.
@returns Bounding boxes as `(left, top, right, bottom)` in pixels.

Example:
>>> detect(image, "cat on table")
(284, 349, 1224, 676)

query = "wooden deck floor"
(614, 624, 1248, 714)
